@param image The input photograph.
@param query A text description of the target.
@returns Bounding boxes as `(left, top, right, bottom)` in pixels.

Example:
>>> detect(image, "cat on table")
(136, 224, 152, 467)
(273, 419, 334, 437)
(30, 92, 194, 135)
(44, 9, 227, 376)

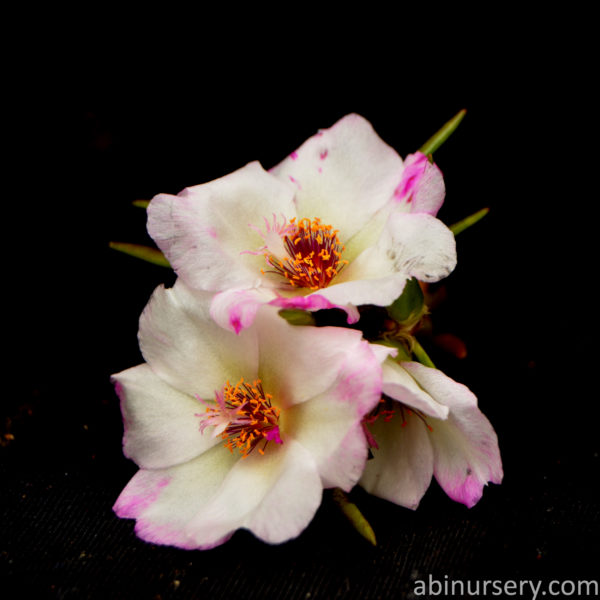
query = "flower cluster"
(112, 114, 502, 549)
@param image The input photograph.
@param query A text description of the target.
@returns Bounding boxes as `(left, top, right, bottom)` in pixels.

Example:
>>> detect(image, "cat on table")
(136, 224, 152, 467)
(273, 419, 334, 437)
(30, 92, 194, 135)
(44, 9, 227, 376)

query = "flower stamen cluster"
(199, 378, 282, 458)
(263, 217, 348, 289)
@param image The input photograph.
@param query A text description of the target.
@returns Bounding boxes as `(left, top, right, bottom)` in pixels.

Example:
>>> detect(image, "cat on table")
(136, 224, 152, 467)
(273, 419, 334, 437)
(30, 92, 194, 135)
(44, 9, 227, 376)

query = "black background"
(3, 20, 598, 599)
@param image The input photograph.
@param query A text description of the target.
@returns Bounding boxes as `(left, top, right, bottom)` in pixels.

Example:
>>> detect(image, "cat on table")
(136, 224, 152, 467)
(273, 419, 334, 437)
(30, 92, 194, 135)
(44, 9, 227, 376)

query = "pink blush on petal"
(135, 518, 234, 550)
(210, 289, 265, 334)
(441, 471, 484, 508)
(229, 311, 243, 335)
(394, 153, 428, 202)
(114, 476, 171, 519)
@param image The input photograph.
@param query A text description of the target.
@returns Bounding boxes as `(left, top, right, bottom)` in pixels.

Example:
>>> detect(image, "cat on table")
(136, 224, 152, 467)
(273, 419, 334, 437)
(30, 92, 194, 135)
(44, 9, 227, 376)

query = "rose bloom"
(360, 358, 503, 509)
(112, 280, 391, 549)
(147, 114, 456, 333)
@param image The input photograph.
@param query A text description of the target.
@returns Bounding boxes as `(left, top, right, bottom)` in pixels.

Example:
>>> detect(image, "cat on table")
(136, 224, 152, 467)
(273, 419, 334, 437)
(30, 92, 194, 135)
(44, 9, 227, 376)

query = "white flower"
(112, 280, 390, 549)
(360, 359, 503, 509)
(147, 114, 456, 333)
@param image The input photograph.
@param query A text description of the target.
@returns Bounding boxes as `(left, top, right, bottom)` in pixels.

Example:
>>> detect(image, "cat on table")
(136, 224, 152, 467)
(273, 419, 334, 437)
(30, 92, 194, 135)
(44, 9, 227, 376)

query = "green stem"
(412, 339, 436, 368)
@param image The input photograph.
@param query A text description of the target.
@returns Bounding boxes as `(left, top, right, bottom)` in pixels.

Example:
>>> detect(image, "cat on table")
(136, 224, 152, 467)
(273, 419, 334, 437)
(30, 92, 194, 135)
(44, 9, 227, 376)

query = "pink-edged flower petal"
(360, 409, 434, 509)
(113, 364, 221, 469)
(138, 280, 258, 399)
(402, 362, 503, 508)
(285, 335, 387, 490)
(147, 161, 297, 291)
(270, 114, 404, 241)
(114, 444, 238, 549)
(114, 439, 322, 548)
(393, 152, 445, 216)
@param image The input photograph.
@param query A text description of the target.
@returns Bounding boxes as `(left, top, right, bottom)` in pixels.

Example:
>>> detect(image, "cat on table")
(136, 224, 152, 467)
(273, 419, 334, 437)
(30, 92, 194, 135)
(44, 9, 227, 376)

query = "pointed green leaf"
(419, 109, 467, 156)
(109, 242, 170, 267)
(449, 207, 490, 236)
(387, 278, 425, 324)
(412, 339, 436, 368)
(132, 200, 150, 209)
(332, 488, 376, 546)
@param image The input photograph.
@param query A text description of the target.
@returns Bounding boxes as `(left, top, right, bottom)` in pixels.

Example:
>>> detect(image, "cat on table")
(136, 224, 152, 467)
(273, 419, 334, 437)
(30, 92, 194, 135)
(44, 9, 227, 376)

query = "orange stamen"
(263, 217, 347, 289)
(198, 378, 282, 457)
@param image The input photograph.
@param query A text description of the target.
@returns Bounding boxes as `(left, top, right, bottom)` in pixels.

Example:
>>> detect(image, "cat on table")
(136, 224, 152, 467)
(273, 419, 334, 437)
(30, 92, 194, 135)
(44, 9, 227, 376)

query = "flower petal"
(285, 336, 384, 490)
(305, 273, 409, 311)
(360, 411, 434, 509)
(270, 114, 404, 241)
(254, 310, 376, 408)
(381, 359, 449, 420)
(115, 439, 322, 548)
(113, 364, 221, 469)
(138, 280, 258, 399)
(114, 444, 239, 549)
(338, 211, 457, 287)
(402, 362, 503, 508)
(205, 439, 322, 545)
(393, 152, 445, 216)
(147, 162, 297, 291)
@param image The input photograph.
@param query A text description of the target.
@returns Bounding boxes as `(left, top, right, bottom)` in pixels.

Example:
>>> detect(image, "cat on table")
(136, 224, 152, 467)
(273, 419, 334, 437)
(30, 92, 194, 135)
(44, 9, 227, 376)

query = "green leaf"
(387, 278, 424, 324)
(109, 242, 171, 267)
(132, 200, 150, 209)
(332, 488, 377, 546)
(449, 207, 489, 236)
(278, 309, 316, 326)
(419, 109, 467, 156)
